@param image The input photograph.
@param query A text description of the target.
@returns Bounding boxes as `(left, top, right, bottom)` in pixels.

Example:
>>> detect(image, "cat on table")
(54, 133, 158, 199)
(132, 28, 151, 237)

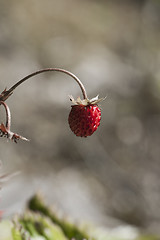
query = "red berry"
(68, 104, 101, 137)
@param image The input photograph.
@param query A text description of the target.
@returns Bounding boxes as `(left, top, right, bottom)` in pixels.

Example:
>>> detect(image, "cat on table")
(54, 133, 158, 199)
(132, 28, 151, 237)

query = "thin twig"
(0, 101, 11, 130)
(3, 68, 88, 101)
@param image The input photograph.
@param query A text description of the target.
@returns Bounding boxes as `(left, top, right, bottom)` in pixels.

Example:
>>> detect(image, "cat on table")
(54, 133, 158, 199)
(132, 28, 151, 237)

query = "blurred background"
(0, 0, 160, 236)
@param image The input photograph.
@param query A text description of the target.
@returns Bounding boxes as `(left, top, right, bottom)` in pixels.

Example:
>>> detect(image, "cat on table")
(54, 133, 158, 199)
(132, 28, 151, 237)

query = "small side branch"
(0, 101, 29, 143)
(0, 101, 11, 130)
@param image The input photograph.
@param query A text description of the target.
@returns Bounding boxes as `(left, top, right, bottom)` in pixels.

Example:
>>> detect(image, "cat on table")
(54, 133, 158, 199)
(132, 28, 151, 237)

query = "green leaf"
(28, 194, 91, 240)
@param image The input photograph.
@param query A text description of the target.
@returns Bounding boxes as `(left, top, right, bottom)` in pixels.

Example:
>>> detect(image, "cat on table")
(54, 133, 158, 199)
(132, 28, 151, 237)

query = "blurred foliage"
(28, 194, 90, 240)
(0, 194, 160, 240)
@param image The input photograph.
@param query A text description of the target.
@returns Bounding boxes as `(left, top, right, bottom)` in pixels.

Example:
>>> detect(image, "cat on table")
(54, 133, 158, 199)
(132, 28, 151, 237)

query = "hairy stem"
(0, 101, 11, 130)
(6, 68, 88, 100)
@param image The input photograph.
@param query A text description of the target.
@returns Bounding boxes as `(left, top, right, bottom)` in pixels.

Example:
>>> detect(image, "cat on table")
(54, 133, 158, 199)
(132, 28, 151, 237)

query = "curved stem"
(7, 68, 88, 100)
(0, 101, 11, 130)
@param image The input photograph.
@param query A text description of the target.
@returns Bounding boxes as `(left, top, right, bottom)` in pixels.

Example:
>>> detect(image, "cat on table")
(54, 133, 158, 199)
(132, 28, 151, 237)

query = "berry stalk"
(0, 68, 88, 102)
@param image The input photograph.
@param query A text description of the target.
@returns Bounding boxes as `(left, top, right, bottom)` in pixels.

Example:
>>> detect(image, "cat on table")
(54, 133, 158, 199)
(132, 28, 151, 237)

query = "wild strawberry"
(0, 68, 105, 141)
(68, 95, 103, 137)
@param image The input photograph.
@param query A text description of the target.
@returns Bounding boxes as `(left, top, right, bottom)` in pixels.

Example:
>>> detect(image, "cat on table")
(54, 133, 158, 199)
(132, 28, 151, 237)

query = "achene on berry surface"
(68, 104, 101, 137)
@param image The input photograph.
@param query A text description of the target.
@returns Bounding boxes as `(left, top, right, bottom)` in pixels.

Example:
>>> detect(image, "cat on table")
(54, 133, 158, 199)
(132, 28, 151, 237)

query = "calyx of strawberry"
(69, 95, 105, 106)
